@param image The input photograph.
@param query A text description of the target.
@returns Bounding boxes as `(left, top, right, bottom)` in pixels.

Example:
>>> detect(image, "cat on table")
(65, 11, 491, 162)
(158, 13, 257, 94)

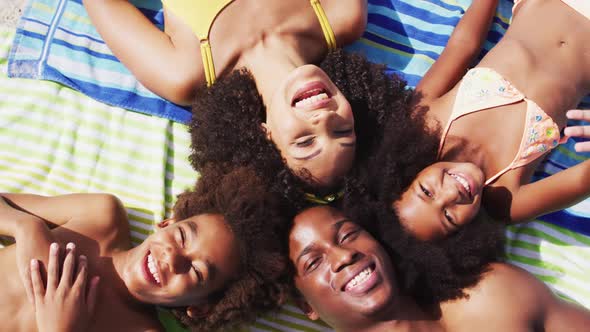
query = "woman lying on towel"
(288, 205, 590, 331)
(0, 167, 288, 331)
(354, 0, 590, 240)
(84, 0, 372, 197)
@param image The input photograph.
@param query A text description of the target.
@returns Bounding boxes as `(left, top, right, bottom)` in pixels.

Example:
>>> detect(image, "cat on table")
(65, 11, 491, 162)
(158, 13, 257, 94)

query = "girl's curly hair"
(339, 99, 506, 306)
(170, 166, 291, 331)
(348, 202, 505, 307)
(189, 49, 411, 209)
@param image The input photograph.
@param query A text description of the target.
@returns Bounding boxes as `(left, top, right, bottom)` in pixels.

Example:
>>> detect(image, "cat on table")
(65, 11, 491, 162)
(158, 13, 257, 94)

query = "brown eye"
(340, 230, 359, 243)
(305, 257, 321, 273)
(420, 184, 433, 198)
(444, 210, 453, 223)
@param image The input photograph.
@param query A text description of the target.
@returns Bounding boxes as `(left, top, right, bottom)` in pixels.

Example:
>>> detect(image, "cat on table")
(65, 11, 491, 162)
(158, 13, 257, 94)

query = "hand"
(23, 242, 100, 332)
(15, 217, 54, 304)
(565, 109, 590, 152)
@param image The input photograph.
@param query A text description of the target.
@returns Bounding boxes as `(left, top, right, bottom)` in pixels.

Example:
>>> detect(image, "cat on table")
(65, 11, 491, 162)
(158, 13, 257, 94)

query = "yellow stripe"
(200, 40, 216, 86)
(310, 0, 337, 50)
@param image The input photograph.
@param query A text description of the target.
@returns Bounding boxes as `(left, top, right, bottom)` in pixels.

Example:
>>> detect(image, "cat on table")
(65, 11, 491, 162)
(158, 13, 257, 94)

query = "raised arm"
(507, 159, 590, 223)
(82, 0, 202, 105)
(414, 0, 499, 104)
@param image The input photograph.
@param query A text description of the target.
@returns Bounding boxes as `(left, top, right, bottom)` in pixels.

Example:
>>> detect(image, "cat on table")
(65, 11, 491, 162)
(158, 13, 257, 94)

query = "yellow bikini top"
(161, 0, 338, 86)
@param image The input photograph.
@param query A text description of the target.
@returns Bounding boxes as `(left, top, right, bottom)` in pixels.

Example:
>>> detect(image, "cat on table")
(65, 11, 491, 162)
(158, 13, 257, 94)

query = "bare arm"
(82, 0, 201, 105)
(414, 0, 498, 104)
(508, 160, 590, 223)
(1, 193, 128, 237)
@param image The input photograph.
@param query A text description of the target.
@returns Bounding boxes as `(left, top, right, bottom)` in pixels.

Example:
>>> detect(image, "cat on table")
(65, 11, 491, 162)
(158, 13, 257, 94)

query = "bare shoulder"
(60, 193, 130, 247)
(442, 263, 546, 330)
(325, 0, 367, 45)
(466, 263, 548, 305)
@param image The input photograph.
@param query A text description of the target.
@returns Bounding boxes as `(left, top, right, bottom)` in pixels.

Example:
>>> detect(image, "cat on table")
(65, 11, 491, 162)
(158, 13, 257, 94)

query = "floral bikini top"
(438, 67, 567, 185)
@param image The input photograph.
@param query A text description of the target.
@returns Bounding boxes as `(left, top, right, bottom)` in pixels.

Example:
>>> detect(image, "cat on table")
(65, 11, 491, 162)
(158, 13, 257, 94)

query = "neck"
(335, 296, 442, 332)
(99, 248, 146, 307)
(242, 36, 309, 105)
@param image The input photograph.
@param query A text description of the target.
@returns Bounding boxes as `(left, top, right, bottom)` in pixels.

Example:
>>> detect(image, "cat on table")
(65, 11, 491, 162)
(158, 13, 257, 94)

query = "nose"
(162, 245, 192, 274)
(310, 109, 335, 126)
(330, 246, 359, 273)
(437, 183, 459, 207)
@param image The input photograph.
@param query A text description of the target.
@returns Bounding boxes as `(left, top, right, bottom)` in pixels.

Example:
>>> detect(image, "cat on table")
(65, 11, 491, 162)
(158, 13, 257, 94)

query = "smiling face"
(289, 206, 396, 328)
(394, 161, 485, 241)
(262, 65, 356, 188)
(123, 214, 240, 307)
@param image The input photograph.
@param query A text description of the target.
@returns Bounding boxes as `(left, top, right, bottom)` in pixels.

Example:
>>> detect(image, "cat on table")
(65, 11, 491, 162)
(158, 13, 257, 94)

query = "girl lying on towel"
(355, 0, 590, 240)
(288, 205, 590, 331)
(84, 0, 370, 194)
(0, 167, 288, 331)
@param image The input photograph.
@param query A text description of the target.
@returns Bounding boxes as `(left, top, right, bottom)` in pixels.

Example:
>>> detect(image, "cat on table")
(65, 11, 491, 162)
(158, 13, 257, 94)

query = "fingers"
(87, 276, 100, 315)
(22, 261, 34, 305)
(566, 109, 590, 122)
(60, 243, 76, 287)
(574, 141, 590, 153)
(72, 254, 88, 299)
(46, 242, 60, 293)
(30, 259, 45, 305)
(564, 125, 590, 138)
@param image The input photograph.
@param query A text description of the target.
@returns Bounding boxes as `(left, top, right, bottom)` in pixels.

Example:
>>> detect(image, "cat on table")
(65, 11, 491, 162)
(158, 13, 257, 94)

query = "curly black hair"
(170, 165, 291, 331)
(189, 49, 412, 210)
(347, 201, 505, 307)
(338, 96, 506, 305)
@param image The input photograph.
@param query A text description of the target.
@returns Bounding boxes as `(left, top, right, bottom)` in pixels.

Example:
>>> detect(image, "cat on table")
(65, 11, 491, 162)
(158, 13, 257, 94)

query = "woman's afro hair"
(189, 49, 412, 209)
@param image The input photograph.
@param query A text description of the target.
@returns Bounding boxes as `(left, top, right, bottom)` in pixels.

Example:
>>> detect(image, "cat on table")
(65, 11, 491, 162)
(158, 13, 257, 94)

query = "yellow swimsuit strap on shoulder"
(162, 0, 337, 87)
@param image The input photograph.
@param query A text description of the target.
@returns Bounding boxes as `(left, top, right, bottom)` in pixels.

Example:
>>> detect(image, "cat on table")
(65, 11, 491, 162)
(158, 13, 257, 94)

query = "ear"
(186, 304, 212, 319)
(260, 123, 272, 141)
(294, 296, 320, 321)
(157, 218, 177, 229)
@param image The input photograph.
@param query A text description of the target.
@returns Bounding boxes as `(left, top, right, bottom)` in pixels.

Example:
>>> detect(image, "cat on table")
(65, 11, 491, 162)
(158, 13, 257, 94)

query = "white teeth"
(344, 267, 374, 291)
(294, 92, 329, 108)
(450, 173, 470, 194)
(147, 253, 161, 284)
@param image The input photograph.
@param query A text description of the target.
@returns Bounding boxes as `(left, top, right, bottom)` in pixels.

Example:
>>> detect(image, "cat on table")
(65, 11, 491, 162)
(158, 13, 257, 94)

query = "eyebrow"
(294, 148, 322, 161)
(340, 142, 355, 147)
(187, 219, 198, 235)
(294, 218, 350, 266)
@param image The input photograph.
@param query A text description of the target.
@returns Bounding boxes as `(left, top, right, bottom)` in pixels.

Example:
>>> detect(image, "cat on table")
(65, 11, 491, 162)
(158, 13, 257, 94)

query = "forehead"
(290, 207, 345, 245)
(184, 214, 236, 249)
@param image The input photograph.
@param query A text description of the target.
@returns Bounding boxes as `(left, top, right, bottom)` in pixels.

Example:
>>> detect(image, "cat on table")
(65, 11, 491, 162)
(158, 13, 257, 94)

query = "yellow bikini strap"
(310, 0, 337, 51)
(200, 40, 216, 86)
(304, 190, 344, 205)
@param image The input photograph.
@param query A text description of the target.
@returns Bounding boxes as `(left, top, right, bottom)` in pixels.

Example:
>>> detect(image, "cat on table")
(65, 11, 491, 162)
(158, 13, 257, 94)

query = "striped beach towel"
(7, 0, 191, 123)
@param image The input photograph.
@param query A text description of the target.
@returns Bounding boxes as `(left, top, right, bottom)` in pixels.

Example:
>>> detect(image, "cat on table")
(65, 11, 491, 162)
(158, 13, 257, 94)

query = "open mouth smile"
(143, 251, 161, 286)
(447, 171, 474, 200)
(292, 82, 332, 109)
(341, 263, 379, 295)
